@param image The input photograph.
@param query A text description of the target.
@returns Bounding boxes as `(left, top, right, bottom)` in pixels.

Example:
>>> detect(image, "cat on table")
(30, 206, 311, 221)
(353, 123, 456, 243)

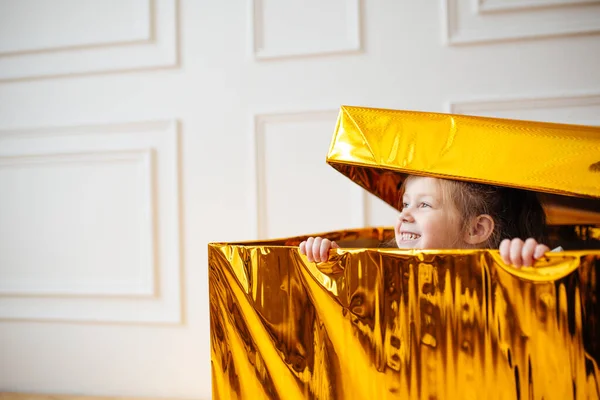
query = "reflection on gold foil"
(209, 228, 600, 400)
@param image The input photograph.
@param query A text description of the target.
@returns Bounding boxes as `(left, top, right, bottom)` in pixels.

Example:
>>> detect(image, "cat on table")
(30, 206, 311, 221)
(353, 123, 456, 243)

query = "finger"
(299, 241, 306, 255)
(331, 241, 340, 249)
(320, 239, 331, 262)
(312, 237, 323, 262)
(521, 238, 537, 267)
(534, 244, 551, 260)
(499, 239, 511, 265)
(509, 238, 524, 268)
(305, 237, 314, 262)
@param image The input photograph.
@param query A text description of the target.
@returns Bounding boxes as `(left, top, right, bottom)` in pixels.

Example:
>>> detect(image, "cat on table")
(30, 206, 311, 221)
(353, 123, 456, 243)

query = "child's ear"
(464, 214, 495, 246)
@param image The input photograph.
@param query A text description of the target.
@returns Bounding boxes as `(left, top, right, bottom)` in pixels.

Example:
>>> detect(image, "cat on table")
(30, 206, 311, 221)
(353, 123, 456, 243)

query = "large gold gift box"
(209, 106, 600, 399)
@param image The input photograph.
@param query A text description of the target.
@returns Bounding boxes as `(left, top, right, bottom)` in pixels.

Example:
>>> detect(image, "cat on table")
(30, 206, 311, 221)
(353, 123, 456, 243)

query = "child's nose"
(399, 210, 415, 223)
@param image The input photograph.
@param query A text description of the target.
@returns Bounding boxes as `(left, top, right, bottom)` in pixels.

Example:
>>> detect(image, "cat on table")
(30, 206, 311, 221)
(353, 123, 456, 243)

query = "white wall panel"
(0, 120, 181, 323)
(444, 0, 600, 44)
(449, 92, 600, 125)
(0, 150, 156, 297)
(251, 0, 361, 59)
(0, 0, 176, 81)
(477, 0, 599, 13)
(254, 111, 365, 239)
(0, 0, 151, 54)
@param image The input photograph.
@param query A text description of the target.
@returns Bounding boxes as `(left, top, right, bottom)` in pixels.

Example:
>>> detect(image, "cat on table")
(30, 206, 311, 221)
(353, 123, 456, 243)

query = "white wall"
(0, 0, 599, 398)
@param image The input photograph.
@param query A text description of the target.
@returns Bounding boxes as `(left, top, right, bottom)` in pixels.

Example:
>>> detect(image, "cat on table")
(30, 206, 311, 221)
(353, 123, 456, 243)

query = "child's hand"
(299, 237, 340, 262)
(499, 238, 551, 268)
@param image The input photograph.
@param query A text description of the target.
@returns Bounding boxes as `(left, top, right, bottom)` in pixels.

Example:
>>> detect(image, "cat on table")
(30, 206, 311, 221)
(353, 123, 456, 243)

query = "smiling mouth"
(399, 232, 421, 241)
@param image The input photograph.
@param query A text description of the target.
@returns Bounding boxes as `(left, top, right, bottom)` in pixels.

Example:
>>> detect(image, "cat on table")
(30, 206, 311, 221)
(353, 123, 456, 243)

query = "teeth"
(401, 233, 420, 240)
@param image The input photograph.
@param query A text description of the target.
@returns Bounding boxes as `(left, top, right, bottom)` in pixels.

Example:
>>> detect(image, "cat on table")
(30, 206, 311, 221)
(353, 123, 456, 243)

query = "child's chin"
(396, 240, 420, 249)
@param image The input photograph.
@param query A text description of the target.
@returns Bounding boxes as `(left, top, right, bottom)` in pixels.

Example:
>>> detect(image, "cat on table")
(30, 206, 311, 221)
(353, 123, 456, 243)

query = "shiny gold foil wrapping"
(327, 106, 600, 225)
(209, 228, 600, 399)
(210, 108, 600, 399)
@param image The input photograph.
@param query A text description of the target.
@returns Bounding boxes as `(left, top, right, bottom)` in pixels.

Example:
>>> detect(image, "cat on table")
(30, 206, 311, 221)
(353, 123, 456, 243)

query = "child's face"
(394, 177, 463, 249)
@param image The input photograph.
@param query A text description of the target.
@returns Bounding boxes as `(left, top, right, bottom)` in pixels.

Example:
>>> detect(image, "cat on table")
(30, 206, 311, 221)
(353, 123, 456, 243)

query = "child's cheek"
(394, 217, 402, 232)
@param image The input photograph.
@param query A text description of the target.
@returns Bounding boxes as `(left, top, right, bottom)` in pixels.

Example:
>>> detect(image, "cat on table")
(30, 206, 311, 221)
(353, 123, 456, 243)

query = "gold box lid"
(326, 106, 600, 225)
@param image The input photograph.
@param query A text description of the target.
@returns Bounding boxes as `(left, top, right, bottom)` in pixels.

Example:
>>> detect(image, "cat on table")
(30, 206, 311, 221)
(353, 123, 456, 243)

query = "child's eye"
(402, 202, 409, 209)
(419, 202, 431, 208)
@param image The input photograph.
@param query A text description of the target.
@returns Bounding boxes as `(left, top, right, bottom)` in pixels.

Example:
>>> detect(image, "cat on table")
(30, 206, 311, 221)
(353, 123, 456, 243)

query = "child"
(299, 175, 551, 267)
